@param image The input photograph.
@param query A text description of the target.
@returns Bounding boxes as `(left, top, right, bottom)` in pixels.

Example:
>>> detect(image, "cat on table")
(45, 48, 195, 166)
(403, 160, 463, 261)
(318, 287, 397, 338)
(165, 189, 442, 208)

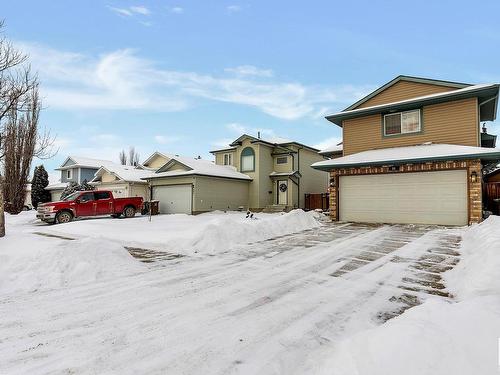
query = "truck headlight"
(45, 206, 56, 212)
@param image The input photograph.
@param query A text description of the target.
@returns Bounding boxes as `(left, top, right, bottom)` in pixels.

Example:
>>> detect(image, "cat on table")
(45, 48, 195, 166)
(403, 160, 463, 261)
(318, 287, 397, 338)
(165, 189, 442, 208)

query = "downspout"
(297, 148, 301, 208)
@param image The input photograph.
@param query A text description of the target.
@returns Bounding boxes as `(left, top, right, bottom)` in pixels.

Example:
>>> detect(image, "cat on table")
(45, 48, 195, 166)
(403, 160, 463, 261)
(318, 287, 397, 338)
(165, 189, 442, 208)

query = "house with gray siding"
(46, 156, 115, 201)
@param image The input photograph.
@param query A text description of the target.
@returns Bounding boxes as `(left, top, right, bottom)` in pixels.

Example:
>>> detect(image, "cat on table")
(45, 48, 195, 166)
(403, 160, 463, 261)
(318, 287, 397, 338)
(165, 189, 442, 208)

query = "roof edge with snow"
(311, 144, 500, 171)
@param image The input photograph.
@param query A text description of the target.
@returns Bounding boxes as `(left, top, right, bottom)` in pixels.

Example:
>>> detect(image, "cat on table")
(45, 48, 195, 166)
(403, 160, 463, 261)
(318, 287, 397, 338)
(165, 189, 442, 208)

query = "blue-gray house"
(45, 156, 115, 201)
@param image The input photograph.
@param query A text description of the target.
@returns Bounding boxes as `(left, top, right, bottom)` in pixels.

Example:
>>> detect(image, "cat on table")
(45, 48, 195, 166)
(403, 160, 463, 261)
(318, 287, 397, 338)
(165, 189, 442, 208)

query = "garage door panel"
(153, 185, 192, 214)
(339, 170, 467, 226)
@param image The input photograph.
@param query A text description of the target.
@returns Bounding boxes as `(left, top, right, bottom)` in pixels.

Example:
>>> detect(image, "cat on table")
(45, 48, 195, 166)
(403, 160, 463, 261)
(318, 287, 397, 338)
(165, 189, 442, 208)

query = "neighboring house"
(90, 163, 151, 199)
(211, 134, 328, 211)
(319, 142, 343, 159)
(143, 154, 252, 214)
(312, 75, 500, 226)
(46, 156, 115, 201)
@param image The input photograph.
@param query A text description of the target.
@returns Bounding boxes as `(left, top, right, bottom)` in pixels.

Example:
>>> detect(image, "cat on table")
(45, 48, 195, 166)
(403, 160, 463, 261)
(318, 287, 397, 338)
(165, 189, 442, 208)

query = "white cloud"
(313, 136, 343, 151)
(108, 5, 151, 19)
(130, 5, 150, 15)
(225, 123, 289, 143)
(108, 6, 133, 17)
(19, 42, 370, 120)
(154, 135, 181, 144)
(170, 6, 184, 14)
(225, 65, 273, 78)
(226, 5, 241, 14)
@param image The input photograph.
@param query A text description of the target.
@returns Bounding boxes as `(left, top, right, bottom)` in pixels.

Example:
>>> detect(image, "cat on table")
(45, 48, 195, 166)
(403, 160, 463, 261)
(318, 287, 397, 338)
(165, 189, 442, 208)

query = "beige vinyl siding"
(147, 154, 169, 169)
(298, 149, 328, 208)
(101, 171, 118, 183)
(193, 176, 249, 212)
(356, 81, 456, 109)
(343, 98, 479, 155)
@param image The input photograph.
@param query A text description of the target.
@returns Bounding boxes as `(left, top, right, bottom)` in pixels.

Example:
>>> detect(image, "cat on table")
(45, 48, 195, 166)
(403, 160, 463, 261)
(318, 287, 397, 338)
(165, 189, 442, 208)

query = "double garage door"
(153, 185, 192, 214)
(339, 170, 468, 226)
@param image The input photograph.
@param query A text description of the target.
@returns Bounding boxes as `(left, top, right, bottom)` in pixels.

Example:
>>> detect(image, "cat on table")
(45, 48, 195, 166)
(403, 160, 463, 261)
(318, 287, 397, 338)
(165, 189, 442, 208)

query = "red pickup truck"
(36, 190, 144, 224)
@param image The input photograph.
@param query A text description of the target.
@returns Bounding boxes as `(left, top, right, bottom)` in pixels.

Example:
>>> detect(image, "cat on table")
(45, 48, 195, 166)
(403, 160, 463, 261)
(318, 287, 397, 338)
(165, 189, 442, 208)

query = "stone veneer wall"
(328, 159, 482, 225)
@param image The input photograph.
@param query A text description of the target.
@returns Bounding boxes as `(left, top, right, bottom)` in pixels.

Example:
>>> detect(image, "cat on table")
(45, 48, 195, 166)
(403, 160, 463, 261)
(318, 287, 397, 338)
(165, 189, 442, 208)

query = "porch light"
(470, 171, 478, 183)
(329, 177, 336, 187)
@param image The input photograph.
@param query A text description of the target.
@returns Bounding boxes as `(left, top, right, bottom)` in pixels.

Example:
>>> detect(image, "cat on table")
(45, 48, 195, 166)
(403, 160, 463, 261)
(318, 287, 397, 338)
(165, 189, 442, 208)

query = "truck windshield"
(62, 192, 81, 201)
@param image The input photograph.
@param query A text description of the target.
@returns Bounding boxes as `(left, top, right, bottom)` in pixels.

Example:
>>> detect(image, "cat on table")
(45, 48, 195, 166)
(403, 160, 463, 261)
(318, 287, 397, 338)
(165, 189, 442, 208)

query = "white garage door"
(153, 185, 192, 214)
(339, 170, 468, 226)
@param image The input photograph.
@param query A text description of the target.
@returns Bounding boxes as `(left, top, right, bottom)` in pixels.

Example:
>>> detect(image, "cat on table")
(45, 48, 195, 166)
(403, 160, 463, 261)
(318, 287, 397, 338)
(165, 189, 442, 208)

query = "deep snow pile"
(42, 209, 323, 255)
(318, 216, 500, 375)
(445, 215, 500, 299)
(0, 215, 146, 295)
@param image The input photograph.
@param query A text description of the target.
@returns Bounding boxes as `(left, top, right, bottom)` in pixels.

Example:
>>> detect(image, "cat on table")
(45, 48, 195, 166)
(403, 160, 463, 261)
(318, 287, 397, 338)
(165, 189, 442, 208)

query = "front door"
(277, 180, 288, 205)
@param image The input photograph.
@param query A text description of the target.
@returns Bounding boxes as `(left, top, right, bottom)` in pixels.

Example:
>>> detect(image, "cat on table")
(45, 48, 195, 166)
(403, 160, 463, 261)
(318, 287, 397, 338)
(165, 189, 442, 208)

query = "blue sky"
(3, 0, 500, 178)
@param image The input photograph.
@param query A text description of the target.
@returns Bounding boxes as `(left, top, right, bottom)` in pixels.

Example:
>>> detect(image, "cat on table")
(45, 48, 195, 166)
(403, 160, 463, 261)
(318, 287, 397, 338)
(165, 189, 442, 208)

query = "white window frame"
(223, 153, 232, 166)
(383, 109, 421, 136)
(66, 169, 72, 179)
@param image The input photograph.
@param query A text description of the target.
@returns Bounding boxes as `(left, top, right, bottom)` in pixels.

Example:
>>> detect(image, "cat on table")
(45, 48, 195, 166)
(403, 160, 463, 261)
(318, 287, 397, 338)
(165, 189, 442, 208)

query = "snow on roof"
(327, 83, 499, 124)
(92, 163, 152, 183)
(146, 156, 253, 181)
(312, 143, 500, 170)
(56, 156, 115, 170)
(319, 143, 343, 155)
(45, 182, 68, 191)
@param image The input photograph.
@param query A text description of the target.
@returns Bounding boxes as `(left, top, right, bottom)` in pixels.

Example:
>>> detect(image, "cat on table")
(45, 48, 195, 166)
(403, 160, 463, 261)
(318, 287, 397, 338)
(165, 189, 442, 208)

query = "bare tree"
(2, 87, 54, 214)
(129, 146, 140, 167)
(0, 21, 53, 235)
(119, 149, 127, 165)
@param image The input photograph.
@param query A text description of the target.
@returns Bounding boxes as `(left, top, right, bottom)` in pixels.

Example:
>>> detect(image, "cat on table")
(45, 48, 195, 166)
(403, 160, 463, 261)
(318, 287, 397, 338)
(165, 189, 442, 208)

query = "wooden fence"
(485, 182, 500, 214)
(304, 193, 329, 211)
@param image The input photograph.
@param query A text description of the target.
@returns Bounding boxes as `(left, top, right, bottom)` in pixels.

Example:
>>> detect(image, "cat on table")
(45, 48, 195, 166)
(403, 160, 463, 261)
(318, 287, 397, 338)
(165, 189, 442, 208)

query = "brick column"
(468, 159, 482, 224)
(329, 171, 338, 221)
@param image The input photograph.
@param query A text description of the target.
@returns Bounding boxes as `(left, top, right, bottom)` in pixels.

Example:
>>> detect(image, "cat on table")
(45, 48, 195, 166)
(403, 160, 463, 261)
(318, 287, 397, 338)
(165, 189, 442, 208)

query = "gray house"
(46, 156, 115, 201)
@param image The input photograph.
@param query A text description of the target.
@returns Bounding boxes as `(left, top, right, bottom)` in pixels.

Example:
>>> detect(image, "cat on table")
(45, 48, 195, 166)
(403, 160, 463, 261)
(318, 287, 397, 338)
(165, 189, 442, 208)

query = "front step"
(262, 205, 291, 213)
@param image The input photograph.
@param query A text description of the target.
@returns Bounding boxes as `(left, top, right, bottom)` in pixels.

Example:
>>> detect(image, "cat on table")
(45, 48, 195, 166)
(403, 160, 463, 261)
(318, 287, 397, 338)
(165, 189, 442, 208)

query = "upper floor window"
(223, 153, 232, 166)
(240, 147, 255, 172)
(66, 169, 72, 179)
(276, 156, 288, 164)
(384, 109, 421, 136)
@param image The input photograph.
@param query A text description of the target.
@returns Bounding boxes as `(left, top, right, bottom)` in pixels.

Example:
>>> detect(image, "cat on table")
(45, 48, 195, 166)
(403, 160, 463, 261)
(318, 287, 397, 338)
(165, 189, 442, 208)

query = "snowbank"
(318, 296, 500, 375)
(0, 236, 146, 295)
(445, 215, 500, 299)
(190, 209, 322, 253)
(41, 209, 322, 255)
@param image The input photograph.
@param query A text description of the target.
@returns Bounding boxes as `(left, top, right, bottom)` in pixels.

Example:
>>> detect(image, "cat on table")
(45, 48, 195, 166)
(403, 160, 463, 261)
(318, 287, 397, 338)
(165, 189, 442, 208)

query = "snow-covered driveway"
(0, 219, 463, 375)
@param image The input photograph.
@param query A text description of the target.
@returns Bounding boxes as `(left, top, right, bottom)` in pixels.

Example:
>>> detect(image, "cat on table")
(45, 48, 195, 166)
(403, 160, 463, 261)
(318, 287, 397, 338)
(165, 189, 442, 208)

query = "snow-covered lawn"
(32, 209, 323, 255)
(1, 211, 500, 374)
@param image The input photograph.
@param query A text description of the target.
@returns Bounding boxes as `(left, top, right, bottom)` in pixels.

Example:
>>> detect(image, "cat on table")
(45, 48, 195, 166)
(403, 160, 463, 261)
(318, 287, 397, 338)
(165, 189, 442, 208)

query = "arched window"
(240, 147, 255, 172)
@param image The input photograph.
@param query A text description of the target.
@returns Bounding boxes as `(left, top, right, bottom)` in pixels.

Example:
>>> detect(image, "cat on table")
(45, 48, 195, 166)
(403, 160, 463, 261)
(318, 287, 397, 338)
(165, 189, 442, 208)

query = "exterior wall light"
(329, 177, 336, 187)
(470, 171, 478, 183)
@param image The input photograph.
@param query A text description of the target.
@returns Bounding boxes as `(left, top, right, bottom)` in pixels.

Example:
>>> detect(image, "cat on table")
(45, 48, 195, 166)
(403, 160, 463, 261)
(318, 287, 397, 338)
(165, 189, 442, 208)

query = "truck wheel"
(123, 206, 136, 218)
(56, 211, 73, 224)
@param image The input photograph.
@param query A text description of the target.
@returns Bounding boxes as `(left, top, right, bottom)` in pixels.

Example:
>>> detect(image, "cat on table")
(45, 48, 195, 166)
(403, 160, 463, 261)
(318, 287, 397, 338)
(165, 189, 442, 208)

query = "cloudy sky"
(3, 0, 500, 176)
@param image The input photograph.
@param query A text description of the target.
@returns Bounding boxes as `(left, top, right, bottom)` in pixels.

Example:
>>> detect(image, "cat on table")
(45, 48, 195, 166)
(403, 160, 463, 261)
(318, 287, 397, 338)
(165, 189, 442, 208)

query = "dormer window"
(223, 153, 232, 166)
(240, 147, 255, 172)
(384, 109, 421, 136)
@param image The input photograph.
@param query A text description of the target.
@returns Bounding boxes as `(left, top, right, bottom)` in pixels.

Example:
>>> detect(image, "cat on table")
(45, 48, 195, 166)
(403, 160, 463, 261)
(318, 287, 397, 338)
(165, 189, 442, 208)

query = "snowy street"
(0, 212, 474, 374)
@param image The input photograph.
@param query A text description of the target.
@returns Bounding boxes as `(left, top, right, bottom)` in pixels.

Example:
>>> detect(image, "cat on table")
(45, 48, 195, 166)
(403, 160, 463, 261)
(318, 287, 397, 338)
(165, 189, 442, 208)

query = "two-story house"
(45, 156, 115, 201)
(211, 134, 328, 211)
(141, 135, 327, 214)
(312, 75, 500, 226)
